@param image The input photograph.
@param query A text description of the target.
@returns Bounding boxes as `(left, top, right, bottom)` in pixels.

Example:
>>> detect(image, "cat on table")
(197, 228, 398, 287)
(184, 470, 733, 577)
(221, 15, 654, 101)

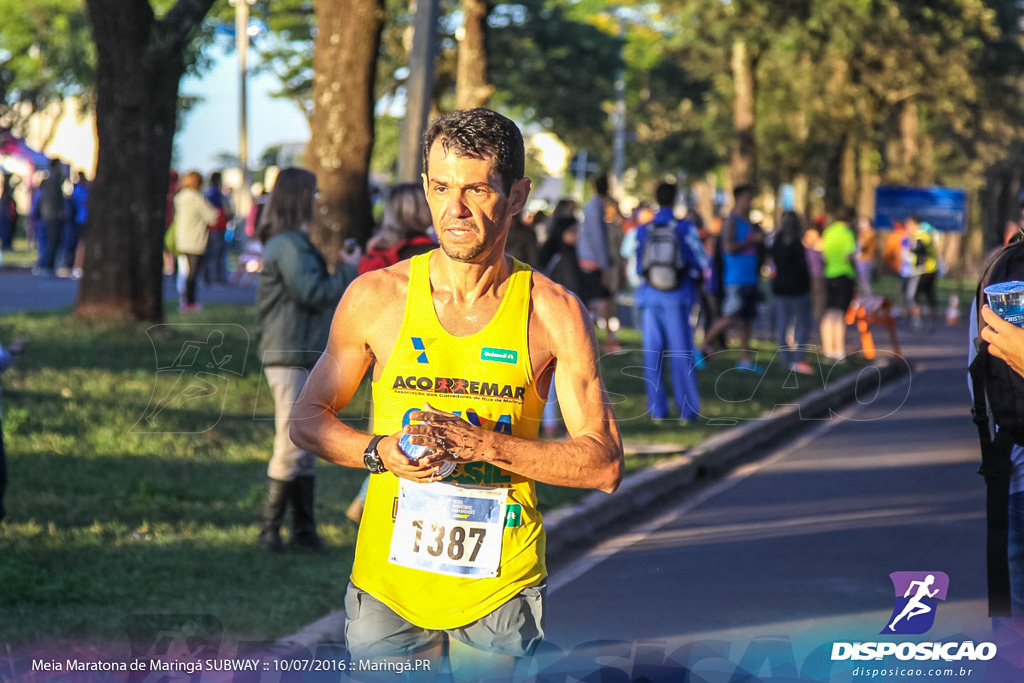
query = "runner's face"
(422, 142, 529, 263)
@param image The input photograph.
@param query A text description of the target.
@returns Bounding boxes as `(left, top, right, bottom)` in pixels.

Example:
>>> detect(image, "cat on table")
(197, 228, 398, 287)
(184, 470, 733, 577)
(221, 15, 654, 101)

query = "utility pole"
(397, 0, 441, 183)
(231, 0, 255, 217)
(611, 13, 627, 201)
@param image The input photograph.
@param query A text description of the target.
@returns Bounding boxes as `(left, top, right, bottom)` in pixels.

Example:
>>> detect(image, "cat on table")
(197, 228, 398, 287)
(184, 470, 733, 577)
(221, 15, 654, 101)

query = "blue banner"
(874, 186, 967, 232)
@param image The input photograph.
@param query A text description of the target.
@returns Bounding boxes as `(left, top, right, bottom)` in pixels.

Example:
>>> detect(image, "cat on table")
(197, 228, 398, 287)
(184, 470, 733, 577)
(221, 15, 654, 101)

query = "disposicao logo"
(881, 571, 948, 635)
(830, 570, 997, 664)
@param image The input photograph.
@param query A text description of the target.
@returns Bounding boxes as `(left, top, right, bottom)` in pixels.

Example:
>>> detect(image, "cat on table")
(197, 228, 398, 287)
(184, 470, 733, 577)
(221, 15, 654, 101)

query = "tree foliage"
(0, 0, 95, 132)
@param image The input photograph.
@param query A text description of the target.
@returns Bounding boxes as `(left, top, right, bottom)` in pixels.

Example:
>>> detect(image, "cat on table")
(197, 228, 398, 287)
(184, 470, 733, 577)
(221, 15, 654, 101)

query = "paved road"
(0, 268, 256, 314)
(536, 324, 1014, 682)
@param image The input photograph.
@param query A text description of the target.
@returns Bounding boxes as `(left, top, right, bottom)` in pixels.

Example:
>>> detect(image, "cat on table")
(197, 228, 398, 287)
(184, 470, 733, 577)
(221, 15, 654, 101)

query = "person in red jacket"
(358, 183, 437, 274)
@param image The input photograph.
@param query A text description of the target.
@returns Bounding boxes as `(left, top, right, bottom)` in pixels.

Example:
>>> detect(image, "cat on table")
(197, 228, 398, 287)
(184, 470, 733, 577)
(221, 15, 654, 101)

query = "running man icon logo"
(132, 325, 249, 434)
(881, 571, 950, 635)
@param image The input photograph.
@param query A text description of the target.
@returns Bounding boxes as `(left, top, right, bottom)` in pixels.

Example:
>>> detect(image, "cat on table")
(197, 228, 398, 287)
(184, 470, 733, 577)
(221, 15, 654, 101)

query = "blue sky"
(175, 45, 310, 174)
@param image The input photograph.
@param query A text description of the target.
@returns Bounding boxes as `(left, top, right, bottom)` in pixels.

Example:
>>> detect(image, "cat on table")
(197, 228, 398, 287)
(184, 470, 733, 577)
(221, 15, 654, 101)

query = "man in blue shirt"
(634, 181, 708, 422)
(700, 184, 764, 372)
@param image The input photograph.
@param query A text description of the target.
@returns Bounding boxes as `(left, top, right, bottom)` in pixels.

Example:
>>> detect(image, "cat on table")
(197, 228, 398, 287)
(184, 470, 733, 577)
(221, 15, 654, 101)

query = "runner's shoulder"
(347, 260, 411, 306)
(529, 269, 590, 328)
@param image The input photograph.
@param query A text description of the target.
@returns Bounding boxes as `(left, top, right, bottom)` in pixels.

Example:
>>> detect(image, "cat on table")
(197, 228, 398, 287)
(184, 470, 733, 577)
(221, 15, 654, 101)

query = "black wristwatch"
(363, 435, 387, 474)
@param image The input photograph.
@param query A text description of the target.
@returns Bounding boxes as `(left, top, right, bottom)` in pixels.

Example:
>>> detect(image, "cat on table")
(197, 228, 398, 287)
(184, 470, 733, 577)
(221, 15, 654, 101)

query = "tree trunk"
(823, 135, 846, 216)
(840, 135, 857, 210)
(857, 140, 880, 220)
(899, 100, 920, 185)
(693, 173, 716, 229)
(307, 0, 385, 257)
(78, 0, 215, 322)
(729, 40, 757, 188)
(982, 161, 1020, 253)
(793, 174, 809, 219)
(455, 0, 493, 110)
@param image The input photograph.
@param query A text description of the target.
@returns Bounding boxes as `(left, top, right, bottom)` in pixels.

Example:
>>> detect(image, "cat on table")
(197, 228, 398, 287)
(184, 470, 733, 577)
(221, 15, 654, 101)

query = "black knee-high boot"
(291, 475, 324, 550)
(257, 478, 290, 553)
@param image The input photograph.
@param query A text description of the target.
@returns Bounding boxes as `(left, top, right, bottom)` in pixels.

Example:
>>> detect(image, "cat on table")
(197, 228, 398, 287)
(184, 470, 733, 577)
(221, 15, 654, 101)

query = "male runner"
(289, 108, 624, 679)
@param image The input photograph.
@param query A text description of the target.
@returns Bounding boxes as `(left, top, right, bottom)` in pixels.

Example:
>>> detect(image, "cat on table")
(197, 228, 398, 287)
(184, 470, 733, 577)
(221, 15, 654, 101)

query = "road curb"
(268, 355, 911, 657)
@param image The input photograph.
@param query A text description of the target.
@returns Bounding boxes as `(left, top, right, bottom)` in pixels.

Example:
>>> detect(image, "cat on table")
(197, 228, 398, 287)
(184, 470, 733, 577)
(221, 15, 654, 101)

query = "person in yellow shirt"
(290, 108, 624, 680)
(905, 215, 941, 329)
(819, 207, 858, 360)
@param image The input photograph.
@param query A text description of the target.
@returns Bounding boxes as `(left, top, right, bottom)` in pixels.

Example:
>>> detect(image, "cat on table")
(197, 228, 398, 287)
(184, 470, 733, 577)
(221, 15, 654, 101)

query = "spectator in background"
(505, 211, 540, 268)
(530, 209, 549, 246)
(163, 170, 180, 276)
(0, 336, 27, 523)
(245, 182, 270, 241)
(803, 224, 826, 332)
(255, 167, 361, 552)
(620, 202, 655, 327)
(358, 183, 436, 274)
(36, 158, 66, 276)
(578, 175, 620, 352)
(28, 172, 45, 260)
(174, 171, 218, 312)
(855, 215, 877, 297)
(538, 209, 585, 437)
(203, 171, 234, 285)
(882, 219, 914, 318)
(820, 207, 858, 360)
(634, 181, 706, 422)
(61, 170, 89, 280)
(0, 174, 16, 252)
(905, 214, 941, 330)
(770, 211, 814, 374)
(604, 197, 626, 338)
(700, 185, 765, 372)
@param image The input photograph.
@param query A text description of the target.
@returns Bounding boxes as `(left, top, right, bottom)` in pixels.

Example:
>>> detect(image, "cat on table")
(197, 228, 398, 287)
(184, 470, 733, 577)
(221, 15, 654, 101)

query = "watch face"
(364, 445, 384, 474)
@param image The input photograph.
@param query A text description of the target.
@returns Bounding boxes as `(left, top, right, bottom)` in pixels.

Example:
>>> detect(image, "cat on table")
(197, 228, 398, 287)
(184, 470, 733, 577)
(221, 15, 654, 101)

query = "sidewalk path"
(0, 268, 255, 314)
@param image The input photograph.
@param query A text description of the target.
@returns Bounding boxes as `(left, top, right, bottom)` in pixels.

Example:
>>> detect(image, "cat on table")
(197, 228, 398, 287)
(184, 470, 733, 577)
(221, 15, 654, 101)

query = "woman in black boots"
(255, 168, 360, 552)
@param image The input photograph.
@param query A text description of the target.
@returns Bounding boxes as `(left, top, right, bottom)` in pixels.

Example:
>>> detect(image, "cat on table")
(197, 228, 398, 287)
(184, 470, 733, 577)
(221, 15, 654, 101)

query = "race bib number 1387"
(390, 480, 508, 577)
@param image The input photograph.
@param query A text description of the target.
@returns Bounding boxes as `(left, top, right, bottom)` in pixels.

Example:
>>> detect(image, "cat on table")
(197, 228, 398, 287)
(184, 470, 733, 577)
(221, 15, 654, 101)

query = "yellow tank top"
(351, 254, 547, 629)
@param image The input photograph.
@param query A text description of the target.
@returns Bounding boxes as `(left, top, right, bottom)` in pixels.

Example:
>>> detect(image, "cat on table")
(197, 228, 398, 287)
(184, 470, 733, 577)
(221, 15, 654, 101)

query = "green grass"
(0, 303, 857, 646)
(1, 237, 37, 269)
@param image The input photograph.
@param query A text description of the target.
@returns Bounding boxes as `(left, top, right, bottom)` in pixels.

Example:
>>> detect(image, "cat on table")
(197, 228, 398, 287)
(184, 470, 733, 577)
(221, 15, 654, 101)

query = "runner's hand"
(376, 434, 442, 483)
(404, 402, 489, 466)
(982, 305, 1024, 378)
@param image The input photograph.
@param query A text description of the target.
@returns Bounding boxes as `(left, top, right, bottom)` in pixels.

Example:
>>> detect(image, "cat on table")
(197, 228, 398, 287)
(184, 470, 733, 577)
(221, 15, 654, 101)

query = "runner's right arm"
(288, 270, 440, 483)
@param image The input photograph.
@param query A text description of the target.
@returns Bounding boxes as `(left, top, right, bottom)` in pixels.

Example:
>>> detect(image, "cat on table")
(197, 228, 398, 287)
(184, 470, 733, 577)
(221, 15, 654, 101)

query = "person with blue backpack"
(634, 181, 708, 423)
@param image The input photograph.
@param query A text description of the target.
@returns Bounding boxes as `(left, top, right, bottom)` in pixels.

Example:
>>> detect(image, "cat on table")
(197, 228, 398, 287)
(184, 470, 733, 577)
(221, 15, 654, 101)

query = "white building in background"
(527, 130, 570, 213)
(23, 97, 98, 177)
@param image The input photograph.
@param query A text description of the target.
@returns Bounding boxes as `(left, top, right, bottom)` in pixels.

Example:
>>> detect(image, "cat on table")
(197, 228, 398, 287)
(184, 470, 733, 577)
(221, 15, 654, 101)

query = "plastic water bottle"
(399, 433, 456, 478)
(985, 281, 1024, 328)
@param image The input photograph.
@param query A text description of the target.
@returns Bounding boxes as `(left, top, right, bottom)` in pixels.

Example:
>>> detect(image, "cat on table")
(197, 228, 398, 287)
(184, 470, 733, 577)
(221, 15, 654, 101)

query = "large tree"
(306, 0, 385, 253)
(454, 0, 492, 109)
(76, 0, 216, 321)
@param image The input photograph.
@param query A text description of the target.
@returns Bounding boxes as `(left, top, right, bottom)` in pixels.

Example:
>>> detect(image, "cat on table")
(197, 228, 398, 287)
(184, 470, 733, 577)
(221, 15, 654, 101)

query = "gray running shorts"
(343, 581, 545, 659)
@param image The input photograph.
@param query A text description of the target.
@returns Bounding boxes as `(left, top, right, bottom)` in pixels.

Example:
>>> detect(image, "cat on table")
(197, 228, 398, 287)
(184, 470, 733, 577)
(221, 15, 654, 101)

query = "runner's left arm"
(405, 281, 624, 493)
